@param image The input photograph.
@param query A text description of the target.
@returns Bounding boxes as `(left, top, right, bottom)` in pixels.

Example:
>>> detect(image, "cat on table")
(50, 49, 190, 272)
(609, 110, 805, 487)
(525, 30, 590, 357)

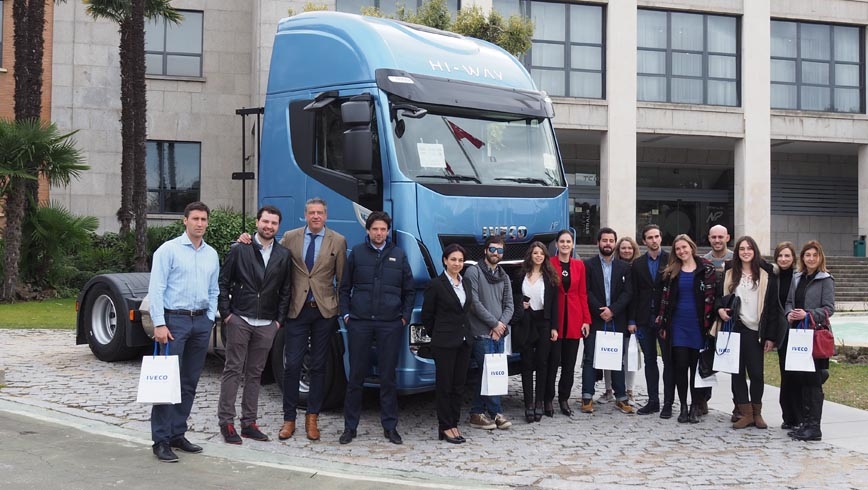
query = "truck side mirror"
(341, 100, 373, 174)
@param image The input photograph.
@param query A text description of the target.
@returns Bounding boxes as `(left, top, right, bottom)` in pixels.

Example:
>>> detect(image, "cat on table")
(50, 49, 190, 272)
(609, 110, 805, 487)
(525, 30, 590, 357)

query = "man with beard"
(464, 236, 514, 430)
(704, 224, 732, 272)
(217, 205, 292, 444)
(580, 227, 633, 414)
(339, 211, 415, 445)
(627, 224, 670, 416)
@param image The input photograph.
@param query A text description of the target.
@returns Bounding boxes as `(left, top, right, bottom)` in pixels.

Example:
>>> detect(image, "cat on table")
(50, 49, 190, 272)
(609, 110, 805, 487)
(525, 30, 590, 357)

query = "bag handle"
(152, 341, 170, 357)
(716, 319, 735, 356)
(604, 321, 615, 333)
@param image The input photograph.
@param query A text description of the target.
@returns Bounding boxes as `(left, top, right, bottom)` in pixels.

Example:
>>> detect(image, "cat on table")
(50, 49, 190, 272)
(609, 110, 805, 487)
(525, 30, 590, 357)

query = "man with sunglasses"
(464, 236, 514, 430)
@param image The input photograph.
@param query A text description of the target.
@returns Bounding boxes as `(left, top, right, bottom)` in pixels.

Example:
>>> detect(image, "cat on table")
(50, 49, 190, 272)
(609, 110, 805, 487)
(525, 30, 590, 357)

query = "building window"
(638, 9, 739, 106)
(145, 10, 203, 77)
(146, 141, 201, 214)
(336, 0, 458, 16)
(522, 1, 604, 99)
(771, 20, 863, 113)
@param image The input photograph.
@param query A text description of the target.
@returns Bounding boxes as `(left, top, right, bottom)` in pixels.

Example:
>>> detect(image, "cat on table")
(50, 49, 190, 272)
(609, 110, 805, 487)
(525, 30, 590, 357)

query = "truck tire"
(83, 283, 141, 362)
(270, 327, 347, 410)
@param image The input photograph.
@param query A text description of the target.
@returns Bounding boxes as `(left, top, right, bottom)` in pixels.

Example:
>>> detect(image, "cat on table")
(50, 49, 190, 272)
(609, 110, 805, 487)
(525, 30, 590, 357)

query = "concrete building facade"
(49, 0, 868, 255)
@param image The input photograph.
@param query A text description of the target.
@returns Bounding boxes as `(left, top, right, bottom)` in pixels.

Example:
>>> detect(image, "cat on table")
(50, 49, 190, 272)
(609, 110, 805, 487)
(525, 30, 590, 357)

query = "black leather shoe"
(525, 408, 535, 423)
(677, 406, 689, 423)
(637, 402, 660, 415)
(544, 401, 554, 418)
(170, 436, 202, 454)
(339, 429, 356, 445)
(559, 400, 573, 416)
(153, 442, 179, 463)
(384, 428, 403, 445)
(439, 430, 463, 444)
(659, 404, 673, 419)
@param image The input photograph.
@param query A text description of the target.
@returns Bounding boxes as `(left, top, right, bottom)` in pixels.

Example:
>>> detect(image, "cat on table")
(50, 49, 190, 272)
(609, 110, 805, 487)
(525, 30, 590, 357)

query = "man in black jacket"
(581, 227, 633, 415)
(217, 205, 292, 444)
(338, 211, 415, 445)
(627, 224, 670, 416)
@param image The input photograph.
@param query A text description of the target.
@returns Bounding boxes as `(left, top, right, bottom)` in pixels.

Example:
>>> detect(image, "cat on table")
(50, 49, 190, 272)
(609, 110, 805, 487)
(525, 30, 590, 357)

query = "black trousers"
(778, 335, 802, 426)
(432, 342, 472, 432)
(520, 312, 554, 407)
(557, 338, 581, 402)
(730, 323, 764, 404)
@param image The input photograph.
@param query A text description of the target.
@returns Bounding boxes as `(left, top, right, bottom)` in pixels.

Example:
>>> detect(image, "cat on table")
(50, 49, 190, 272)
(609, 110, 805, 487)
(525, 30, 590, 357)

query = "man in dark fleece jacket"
(338, 211, 415, 445)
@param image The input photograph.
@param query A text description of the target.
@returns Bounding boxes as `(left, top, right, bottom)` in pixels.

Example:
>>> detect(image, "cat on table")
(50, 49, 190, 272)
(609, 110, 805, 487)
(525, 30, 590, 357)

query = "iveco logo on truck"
(482, 226, 528, 240)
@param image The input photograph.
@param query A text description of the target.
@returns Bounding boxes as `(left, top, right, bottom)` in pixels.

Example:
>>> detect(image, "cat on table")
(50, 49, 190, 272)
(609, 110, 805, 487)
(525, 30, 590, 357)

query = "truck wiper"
(417, 174, 481, 183)
(494, 177, 550, 186)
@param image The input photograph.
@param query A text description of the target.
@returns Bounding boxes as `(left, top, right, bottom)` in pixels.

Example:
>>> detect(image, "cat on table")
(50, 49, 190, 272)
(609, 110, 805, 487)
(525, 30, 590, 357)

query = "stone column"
(734, 0, 772, 253)
(858, 145, 868, 256)
(600, 0, 637, 235)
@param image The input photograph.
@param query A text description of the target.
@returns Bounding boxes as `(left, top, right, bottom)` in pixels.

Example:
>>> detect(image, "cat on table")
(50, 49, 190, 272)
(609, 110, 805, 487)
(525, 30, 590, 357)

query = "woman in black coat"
(421, 243, 473, 444)
(511, 241, 559, 423)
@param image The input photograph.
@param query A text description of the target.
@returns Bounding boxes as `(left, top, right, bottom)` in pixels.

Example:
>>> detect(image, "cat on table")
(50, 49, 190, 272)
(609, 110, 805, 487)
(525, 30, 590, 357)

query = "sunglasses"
(487, 246, 504, 254)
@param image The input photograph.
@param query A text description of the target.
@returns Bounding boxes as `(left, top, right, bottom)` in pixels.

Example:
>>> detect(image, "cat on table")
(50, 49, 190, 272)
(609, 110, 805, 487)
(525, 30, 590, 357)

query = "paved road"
(2, 329, 867, 488)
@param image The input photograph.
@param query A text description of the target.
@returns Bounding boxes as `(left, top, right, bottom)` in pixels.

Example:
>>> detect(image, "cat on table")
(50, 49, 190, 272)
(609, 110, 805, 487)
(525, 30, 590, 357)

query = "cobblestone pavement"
(2, 329, 867, 488)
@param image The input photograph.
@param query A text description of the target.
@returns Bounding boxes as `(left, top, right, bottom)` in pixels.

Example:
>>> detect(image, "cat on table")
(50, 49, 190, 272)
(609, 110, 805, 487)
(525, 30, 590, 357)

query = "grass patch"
(764, 351, 868, 411)
(0, 297, 77, 329)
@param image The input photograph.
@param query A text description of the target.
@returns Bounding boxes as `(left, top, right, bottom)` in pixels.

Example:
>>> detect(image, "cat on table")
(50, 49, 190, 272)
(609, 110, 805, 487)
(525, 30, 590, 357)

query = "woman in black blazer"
(421, 244, 473, 444)
(512, 241, 559, 423)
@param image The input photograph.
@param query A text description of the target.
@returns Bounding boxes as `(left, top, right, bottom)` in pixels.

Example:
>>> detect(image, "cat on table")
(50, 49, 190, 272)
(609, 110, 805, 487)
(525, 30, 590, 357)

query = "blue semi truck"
(76, 12, 568, 409)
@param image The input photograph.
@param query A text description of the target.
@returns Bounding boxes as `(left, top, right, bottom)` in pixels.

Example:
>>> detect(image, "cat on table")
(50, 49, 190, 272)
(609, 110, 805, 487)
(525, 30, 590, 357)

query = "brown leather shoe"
(278, 420, 296, 440)
(305, 413, 320, 441)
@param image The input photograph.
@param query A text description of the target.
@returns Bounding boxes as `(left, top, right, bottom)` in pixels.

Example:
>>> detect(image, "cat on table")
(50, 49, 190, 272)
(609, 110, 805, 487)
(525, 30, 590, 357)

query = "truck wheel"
(270, 328, 347, 410)
(83, 284, 140, 362)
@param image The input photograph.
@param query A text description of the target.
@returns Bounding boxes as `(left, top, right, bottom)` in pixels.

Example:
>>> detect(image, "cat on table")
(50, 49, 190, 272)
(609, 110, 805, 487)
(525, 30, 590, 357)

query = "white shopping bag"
(481, 353, 509, 396)
(503, 328, 512, 356)
(785, 328, 816, 372)
(626, 335, 643, 372)
(713, 326, 741, 374)
(694, 360, 718, 388)
(593, 328, 624, 371)
(136, 343, 181, 405)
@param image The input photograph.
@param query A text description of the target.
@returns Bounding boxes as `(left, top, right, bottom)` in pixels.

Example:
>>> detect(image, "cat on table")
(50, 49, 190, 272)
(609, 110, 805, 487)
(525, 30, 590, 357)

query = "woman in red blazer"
(549, 230, 592, 416)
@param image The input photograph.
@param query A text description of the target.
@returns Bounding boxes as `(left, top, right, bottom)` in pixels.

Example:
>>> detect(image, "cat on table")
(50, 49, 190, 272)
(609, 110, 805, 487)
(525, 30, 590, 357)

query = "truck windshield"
(390, 104, 565, 187)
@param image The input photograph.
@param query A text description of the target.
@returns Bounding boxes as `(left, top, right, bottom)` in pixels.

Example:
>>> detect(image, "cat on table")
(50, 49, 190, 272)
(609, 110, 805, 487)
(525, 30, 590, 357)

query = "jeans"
(471, 336, 505, 416)
(217, 315, 278, 427)
(151, 313, 212, 444)
(636, 326, 660, 403)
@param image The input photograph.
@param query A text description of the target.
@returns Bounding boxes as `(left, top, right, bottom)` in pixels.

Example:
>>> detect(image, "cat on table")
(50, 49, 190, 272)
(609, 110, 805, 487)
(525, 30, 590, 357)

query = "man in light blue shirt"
(148, 201, 219, 463)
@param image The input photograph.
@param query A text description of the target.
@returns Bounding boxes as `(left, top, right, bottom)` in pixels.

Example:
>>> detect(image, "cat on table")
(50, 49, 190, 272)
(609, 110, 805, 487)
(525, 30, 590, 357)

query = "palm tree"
(83, 0, 180, 270)
(0, 118, 89, 301)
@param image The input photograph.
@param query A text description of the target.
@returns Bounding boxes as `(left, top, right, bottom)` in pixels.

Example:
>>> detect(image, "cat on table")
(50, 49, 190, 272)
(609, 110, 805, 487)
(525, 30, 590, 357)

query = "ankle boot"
(730, 401, 741, 423)
(677, 405, 689, 423)
(732, 403, 754, 429)
(752, 403, 767, 429)
(794, 387, 823, 441)
(688, 403, 701, 423)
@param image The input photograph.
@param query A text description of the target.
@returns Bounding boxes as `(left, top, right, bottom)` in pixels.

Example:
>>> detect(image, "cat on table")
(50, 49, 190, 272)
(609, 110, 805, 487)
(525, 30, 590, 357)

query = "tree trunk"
(131, 0, 149, 272)
(0, 181, 26, 301)
(4, 0, 46, 301)
(117, 20, 134, 236)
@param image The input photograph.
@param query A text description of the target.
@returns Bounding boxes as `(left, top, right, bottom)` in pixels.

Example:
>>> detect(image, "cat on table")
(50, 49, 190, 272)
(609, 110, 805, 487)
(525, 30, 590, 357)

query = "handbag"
(711, 294, 741, 337)
(626, 334, 642, 372)
(593, 322, 624, 371)
(694, 360, 718, 388)
(698, 335, 716, 379)
(480, 340, 509, 396)
(136, 342, 182, 405)
(784, 319, 815, 372)
(713, 318, 740, 374)
(809, 310, 835, 359)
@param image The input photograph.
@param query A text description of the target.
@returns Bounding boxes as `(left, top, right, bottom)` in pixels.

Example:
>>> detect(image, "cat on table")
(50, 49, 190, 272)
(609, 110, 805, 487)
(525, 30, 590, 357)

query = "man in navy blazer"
(580, 227, 633, 415)
(627, 224, 670, 416)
